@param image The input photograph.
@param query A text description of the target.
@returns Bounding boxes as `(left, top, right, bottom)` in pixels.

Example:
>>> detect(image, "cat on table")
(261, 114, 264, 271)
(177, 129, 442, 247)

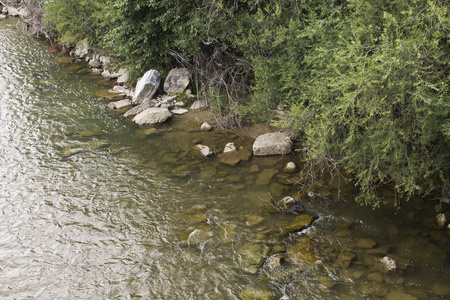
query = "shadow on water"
(0, 17, 449, 300)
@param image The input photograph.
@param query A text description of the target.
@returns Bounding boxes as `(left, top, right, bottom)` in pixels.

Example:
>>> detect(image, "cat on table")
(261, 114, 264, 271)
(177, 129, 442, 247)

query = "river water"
(0, 17, 449, 300)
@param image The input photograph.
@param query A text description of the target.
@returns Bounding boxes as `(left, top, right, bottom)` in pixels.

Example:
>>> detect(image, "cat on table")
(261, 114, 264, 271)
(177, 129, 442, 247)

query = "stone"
(385, 291, 417, 300)
(288, 237, 320, 262)
(380, 256, 397, 271)
(79, 130, 104, 137)
(101, 69, 111, 78)
(74, 39, 88, 57)
(284, 162, 297, 173)
(245, 214, 264, 226)
(256, 169, 279, 185)
(132, 70, 161, 105)
(195, 144, 213, 157)
(190, 99, 208, 110)
(253, 132, 293, 156)
(106, 99, 132, 110)
(132, 107, 172, 126)
(367, 272, 384, 282)
(277, 196, 304, 214)
(238, 243, 270, 274)
(223, 142, 237, 153)
(436, 213, 448, 228)
(356, 238, 377, 249)
(200, 122, 212, 131)
(239, 287, 274, 300)
(88, 58, 101, 68)
(116, 70, 129, 83)
(163, 68, 191, 94)
(220, 147, 252, 166)
(432, 283, 450, 296)
(91, 68, 102, 75)
(7, 6, 19, 16)
(172, 109, 188, 115)
(283, 213, 317, 235)
(123, 98, 157, 118)
(99, 56, 112, 67)
(317, 275, 336, 290)
(18, 7, 28, 18)
(0, 15, 6, 19)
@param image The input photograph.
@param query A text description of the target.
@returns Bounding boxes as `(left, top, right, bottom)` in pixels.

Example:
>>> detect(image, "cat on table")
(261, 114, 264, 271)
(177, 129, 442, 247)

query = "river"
(0, 17, 449, 300)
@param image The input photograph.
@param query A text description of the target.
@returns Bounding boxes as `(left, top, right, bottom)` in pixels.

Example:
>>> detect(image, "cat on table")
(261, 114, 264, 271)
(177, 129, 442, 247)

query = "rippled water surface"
(0, 18, 449, 299)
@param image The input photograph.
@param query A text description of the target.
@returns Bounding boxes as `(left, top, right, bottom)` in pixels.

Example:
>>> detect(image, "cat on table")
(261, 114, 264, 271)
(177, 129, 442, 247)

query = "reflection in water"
(0, 17, 449, 300)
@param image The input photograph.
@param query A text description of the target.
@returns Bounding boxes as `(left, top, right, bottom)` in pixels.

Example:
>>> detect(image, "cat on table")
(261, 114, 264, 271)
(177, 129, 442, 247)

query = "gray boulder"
(253, 132, 292, 156)
(163, 68, 191, 94)
(190, 99, 208, 110)
(74, 39, 88, 58)
(132, 107, 172, 126)
(123, 98, 157, 118)
(132, 70, 161, 105)
(88, 59, 101, 68)
(7, 6, 19, 16)
(106, 99, 132, 110)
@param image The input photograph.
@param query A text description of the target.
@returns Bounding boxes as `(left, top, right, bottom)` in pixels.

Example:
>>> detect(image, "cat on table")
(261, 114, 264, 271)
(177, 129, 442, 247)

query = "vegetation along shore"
(2, 0, 449, 212)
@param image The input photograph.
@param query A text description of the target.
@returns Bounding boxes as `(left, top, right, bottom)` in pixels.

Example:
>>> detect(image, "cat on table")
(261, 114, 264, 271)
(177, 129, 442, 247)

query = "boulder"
(132, 70, 161, 105)
(253, 132, 292, 156)
(190, 99, 208, 110)
(220, 147, 252, 166)
(18, 7, 28, 18)
(237, 243, 270, 274)
(283, 213, 317, 235)
(240, 287, 274, 300)
(106, 99, 132, 110)
(116, 69, 129, 84)
(74, 39, 88, 58)
(163, 68, 191, 94)
(0, 15, 6, 19)
(123, 98, 157, 118)
(88, 59, 101, 68)
(132, 107, 172, 126)
(7, 6, 19, 16)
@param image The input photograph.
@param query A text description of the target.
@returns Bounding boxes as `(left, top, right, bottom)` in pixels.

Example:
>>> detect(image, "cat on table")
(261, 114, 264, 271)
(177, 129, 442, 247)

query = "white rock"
(172, 109, 188, 115)
(200, 122, 212, 131)
(132, 107, 171, 126)
(224, 142, 237, 153)
(380, 256, 397, 271)
(132, 70, 161, 105)
(195, 144, 213, 157)
(190, 99, 208, 110)
(253, 132, 292, 156)
(106, 99, 132, 110)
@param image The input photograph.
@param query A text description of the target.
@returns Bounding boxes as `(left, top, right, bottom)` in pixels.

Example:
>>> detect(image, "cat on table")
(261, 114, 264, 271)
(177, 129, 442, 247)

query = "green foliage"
(40, 0, 450, 207)
(43, 0, 108, 47)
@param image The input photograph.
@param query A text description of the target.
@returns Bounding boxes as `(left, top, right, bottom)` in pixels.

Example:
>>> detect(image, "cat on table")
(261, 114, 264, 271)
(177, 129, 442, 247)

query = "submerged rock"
(385, 291, 417, 300)
(240, 287, 274, 300)
(283, 213, 317, 235)
(356, 238, 377, 249)
(253, 132, 292, 156)
(220, 147, 252, 166)
(288, 237, 320, 262)
(238, 243, 270, 274)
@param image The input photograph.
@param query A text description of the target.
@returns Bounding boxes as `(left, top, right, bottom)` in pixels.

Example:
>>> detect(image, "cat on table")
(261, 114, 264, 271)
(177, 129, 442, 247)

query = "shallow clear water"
(0, 17, 449, 300)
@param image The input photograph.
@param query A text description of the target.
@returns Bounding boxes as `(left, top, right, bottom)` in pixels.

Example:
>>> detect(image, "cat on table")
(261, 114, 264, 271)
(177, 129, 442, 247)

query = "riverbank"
(1, 14, 450, 299)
